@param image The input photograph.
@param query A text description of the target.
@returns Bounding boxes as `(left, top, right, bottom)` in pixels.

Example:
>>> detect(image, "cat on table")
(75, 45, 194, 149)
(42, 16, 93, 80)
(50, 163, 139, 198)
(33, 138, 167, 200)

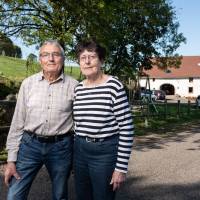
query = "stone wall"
(0, 100, 15, 151)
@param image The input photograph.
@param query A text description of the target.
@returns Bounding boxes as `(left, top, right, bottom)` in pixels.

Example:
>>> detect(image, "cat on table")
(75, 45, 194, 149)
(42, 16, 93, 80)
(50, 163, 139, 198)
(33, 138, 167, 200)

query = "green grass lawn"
(134, 104, 200, 135)
(65, 65, 81, 80)
(0, 56, 27, 81)
(0, 55, 81, 81)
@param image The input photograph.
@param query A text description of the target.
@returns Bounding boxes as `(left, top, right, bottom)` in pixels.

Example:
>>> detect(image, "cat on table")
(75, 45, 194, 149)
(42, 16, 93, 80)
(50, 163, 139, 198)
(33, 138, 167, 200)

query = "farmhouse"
(140, 56, 200, 98)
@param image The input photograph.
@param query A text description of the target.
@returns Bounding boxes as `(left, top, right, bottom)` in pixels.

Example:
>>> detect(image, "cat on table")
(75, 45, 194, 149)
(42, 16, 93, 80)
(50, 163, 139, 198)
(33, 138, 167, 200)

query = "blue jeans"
(7, 132, 73, 200)
(73, 135, 119, 200)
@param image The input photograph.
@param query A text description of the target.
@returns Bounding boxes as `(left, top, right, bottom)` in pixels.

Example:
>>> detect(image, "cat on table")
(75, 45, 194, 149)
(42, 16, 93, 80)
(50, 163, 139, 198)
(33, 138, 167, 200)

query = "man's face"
(39, 44, 64, 75)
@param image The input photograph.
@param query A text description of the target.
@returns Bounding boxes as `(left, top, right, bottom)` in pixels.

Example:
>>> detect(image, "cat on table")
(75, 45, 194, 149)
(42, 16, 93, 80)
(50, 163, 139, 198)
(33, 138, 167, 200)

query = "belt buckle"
(85, 137, 105, 143)
(37, 135, 54, 143)
(86, 137, 96, 143)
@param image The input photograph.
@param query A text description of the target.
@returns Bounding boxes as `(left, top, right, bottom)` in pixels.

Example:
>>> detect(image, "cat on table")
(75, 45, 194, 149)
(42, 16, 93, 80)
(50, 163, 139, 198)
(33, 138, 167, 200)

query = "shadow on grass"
(134, 121, 200, 152)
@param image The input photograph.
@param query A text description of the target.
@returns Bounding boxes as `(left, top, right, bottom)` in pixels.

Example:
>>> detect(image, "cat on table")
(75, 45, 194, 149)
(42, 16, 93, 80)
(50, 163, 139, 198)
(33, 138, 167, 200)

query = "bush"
(0, 76, 20, 100)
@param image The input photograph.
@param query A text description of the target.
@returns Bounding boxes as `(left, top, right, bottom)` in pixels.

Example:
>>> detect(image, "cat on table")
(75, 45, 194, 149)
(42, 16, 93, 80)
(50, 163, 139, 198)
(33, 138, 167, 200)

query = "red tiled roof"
(144, 56, 200, 78)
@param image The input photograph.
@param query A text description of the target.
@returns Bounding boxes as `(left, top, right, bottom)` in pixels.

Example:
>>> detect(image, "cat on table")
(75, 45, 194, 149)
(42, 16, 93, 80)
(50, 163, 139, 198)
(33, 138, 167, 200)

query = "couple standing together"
(4, 39, 134, 200)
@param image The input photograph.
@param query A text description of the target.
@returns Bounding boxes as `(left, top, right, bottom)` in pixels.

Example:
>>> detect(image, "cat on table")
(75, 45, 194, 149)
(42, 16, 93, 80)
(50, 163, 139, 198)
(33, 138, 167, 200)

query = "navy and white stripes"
(73, 76, 134, 173)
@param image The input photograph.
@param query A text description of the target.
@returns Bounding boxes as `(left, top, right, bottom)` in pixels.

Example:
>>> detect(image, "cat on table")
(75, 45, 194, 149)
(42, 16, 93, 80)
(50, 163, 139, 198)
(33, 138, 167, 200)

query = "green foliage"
(0, 75, 21, 99)
(13, 45, 22, 58)
(0, 81, 15, 99)
(0, 32, 22, 58)
(0, 148, 7, 161)
(26, 53, 40, 76)
(0, 0, 186, 83)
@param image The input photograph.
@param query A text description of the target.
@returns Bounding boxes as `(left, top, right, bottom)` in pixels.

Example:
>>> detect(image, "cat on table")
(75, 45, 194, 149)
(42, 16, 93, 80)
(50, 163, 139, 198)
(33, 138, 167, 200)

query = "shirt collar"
(37, 71, 65, 83)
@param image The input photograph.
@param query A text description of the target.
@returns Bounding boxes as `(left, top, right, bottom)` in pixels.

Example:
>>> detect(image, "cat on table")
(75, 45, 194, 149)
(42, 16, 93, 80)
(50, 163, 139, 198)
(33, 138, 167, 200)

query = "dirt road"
(1, 122, 200, 200)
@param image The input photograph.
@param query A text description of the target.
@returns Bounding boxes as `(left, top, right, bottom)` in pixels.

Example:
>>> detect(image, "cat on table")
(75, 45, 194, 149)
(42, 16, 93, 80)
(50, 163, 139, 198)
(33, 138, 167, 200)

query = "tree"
(0, 0, 186, 81)
(26, 53, 40, 76)
(13, 45, 22, 58)
(0, 32, 22, 58)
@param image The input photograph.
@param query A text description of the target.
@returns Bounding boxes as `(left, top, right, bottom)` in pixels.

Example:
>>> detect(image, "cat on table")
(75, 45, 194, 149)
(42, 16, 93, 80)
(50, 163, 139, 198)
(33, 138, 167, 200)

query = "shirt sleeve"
(113, 84, 134, 173)
(6, 80, 27, 162)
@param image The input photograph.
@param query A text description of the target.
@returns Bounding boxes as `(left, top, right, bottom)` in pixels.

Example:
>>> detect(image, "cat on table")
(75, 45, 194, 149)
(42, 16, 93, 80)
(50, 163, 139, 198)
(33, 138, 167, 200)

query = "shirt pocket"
(52, 95, 73, 112)
(26, 93, 45, 111)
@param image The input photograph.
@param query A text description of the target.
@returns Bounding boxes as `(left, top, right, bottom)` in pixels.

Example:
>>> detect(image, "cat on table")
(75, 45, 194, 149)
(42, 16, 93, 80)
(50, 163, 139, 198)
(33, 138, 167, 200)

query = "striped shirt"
(6, 72, 78, 162)
(73, 76, 134, 173)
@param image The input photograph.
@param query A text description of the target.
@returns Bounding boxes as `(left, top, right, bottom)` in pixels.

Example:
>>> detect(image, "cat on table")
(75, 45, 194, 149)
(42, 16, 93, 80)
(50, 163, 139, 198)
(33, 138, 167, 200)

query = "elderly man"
(4, 40, 78, 200)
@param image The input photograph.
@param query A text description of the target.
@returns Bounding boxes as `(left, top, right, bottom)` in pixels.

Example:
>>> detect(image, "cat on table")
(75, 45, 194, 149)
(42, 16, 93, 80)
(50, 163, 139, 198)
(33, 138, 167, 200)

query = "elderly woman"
(73, 39, 134, 200)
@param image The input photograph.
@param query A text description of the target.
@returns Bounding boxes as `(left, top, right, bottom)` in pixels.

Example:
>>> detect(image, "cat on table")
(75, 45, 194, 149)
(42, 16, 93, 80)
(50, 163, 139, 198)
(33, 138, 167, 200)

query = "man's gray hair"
(39, 40, 65, 57)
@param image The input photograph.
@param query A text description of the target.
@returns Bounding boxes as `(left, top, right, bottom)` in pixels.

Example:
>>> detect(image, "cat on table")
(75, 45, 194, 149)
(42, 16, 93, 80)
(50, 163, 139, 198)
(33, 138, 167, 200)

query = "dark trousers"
(7, 132, 73, 200)
(73, 135, 118, 200)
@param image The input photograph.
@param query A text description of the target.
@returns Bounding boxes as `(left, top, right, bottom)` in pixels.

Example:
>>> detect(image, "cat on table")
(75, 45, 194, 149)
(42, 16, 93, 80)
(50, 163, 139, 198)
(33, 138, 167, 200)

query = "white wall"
(140, 78, 200, 97)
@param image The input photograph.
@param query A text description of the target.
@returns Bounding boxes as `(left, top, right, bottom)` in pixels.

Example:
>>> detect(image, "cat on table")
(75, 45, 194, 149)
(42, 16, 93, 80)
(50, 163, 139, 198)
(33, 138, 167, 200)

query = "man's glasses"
(40, 52, 63, 59)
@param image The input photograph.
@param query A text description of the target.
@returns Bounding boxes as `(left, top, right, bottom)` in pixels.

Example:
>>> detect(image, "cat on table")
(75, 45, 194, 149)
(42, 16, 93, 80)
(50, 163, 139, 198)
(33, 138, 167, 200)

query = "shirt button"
(46, 120, 48, 122)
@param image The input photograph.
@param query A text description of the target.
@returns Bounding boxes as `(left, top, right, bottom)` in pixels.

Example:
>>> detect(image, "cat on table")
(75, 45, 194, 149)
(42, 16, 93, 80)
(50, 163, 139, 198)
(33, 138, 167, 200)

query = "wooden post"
(144, 117, 148, 127)
(164, 99, 167, 119)
(177, 100, 180, 118)
(145, 100, 149, 127)
(147, 99, 149, 113)
(129, 88, 133, 105)
(187, 100, 191, 115)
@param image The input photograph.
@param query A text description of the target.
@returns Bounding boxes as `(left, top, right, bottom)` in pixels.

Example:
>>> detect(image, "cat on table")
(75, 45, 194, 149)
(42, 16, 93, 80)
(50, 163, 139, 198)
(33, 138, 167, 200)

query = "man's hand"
(4, 162, 20, 186)
(110, 170, 126, 191)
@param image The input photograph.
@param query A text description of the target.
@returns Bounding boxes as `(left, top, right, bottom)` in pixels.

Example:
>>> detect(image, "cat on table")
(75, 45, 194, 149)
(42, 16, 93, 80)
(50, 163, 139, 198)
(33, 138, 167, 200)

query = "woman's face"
(79, 50, 103, 78)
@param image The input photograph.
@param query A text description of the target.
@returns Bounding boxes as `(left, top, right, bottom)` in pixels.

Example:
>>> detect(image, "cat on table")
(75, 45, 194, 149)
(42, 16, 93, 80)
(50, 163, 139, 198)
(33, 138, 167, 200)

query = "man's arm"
(6, 80, 27, 161)
(4, 80, 27, 185)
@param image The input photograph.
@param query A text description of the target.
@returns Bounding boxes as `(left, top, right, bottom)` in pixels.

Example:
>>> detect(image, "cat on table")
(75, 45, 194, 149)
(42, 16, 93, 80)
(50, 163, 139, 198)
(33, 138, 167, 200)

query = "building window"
(189, 77, 193, 82)
(189, 87, 193, 93)
(165, 69, 171, 73)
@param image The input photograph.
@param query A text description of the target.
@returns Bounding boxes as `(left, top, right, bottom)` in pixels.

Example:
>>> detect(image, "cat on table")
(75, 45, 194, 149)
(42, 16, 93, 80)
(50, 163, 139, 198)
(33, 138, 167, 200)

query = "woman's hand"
(110, 170, 126, 191)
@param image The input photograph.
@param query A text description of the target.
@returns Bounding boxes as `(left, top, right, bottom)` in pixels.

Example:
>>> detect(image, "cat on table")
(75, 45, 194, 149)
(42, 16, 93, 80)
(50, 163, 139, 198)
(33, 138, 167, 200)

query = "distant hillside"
(0, 56, 27, 81)
(0, 55, 80, 81)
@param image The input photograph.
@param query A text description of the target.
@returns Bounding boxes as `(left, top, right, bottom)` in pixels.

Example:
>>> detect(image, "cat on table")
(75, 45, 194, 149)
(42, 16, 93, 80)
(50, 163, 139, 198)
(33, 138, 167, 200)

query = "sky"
(11, 37, 38, 60)
(12, 0, 200, 59)
(171, 0, 200, 56)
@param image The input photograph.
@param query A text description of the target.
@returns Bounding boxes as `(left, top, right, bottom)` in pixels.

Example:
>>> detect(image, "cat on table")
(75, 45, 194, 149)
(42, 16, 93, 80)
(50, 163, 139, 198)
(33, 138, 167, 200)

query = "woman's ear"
(100, 59, 104, 64)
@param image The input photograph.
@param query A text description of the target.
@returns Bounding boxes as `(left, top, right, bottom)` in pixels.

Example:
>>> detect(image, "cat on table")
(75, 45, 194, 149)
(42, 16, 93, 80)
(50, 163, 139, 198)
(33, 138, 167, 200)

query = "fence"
(0, 98, 199, 150)
(133, 99, 196, 116)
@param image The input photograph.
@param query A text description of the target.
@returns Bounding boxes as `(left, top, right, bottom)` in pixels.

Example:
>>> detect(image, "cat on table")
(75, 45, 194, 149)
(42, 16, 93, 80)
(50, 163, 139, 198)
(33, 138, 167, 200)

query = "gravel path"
(1, 122, 200, 200)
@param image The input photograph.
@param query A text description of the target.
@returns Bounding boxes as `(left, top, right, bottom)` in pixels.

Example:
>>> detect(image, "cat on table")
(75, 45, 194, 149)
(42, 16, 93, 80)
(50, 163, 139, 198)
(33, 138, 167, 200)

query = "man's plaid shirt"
(6, 71, 78, 161)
